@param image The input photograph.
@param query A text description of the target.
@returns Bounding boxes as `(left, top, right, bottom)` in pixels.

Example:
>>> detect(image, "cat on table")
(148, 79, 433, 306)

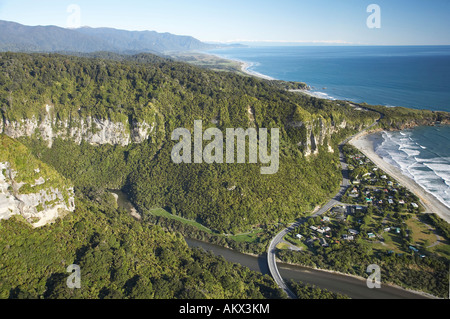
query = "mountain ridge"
(0, 20, 217, 53)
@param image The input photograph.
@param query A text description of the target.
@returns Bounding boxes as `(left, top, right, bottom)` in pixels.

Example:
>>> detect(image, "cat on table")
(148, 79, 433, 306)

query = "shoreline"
(208, 50, 450, 223)
(205, 51, 339, 99)
(238, 60, 276, 80)
(349, 131, 450, 223)
(237, 59, 337, 100)
(288, 89, 331, 100)
(203, 50, 276, 80)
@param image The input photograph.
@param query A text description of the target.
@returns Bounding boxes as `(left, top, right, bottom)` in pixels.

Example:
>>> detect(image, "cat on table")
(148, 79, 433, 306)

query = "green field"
(147, 208, 272, 244)
(405, 217, 439, 247)
(147, 207, 214, 234)
(229, 229, 264, 243)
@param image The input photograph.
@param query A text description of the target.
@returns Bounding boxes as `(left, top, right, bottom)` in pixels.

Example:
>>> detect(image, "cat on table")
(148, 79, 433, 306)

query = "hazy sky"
(0, 0, 449, 45)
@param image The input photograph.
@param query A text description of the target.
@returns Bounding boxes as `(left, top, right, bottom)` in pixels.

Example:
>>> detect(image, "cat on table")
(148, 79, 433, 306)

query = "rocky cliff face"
(0, 105, 155, 147)
(0, 162, 75, 227)
(288, 117, 346, 156)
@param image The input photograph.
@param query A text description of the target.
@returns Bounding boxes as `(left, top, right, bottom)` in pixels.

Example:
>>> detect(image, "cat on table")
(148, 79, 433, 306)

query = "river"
(110, 189, 432, 299)
(186, 238, 430, 299)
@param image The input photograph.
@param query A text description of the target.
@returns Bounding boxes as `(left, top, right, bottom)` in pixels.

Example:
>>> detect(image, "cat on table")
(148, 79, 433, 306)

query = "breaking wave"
(374, 129, 450, 209)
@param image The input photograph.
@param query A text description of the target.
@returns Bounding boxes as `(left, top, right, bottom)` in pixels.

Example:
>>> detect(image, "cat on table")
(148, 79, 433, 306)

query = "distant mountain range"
(0, 20, 239, 54)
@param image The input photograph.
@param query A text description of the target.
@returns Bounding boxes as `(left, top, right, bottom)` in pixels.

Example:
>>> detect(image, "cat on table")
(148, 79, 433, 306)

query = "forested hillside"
(1, 51, 448, 299)
(0, 187, 284, 299)
(0, 52, 379, 233)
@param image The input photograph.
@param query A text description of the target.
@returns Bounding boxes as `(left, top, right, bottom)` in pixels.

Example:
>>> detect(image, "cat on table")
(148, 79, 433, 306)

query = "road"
(267, 113, 382, 299)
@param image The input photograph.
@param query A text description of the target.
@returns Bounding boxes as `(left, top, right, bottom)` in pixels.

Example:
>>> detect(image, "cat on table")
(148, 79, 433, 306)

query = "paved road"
(267, 113, 382, 299)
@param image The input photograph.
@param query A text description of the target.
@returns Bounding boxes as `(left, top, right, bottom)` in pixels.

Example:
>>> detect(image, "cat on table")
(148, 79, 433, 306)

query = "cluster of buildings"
(348, 184, 419, 210)
(289, 148, 428, 258)
(346, 152, 420, 210)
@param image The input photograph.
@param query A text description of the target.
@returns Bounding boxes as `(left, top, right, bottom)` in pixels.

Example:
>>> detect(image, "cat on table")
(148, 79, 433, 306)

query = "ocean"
(371, 127, 450, 209)
(208, 45, 450, 208)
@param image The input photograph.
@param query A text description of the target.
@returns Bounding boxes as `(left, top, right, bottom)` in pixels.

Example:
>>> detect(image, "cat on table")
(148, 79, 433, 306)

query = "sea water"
(208, 45, 450, 208)
(372, 126, 450, 209)
(208, 45, 450, 111)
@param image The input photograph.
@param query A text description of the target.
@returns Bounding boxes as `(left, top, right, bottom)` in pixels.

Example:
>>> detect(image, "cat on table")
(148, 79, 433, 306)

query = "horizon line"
(2, 19, 450, 47)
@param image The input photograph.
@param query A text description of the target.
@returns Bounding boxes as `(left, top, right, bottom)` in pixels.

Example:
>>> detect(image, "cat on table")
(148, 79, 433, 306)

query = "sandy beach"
(350, 132, 450, 223)
(288, 89, 331, 99)
(239, 61, 276, 80)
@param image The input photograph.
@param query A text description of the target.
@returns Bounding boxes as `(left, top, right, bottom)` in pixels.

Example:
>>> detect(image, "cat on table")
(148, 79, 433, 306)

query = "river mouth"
(108, 189, 431, 299)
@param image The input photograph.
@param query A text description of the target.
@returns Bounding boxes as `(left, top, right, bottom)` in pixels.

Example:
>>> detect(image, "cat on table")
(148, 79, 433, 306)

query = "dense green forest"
(1, 51, 449, 299)
(0, 136, 356, 300)
(0, 52, 380, 233)
(0, 188, 285, 299)
(0, 134, 70, 197)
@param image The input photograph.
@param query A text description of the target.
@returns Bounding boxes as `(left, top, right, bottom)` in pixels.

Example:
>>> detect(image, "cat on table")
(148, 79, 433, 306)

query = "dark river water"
(185, 238, 431, 299)
(111, 190, 432, 299)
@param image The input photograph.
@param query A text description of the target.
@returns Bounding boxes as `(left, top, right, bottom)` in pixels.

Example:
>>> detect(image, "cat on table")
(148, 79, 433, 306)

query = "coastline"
(288, 89, 330, 100)
(210, 51, 450, 223)
(238, 60, 276, 80)
(349, 131, 450, 223)
(238, 60, 335, 100)
(238, 60, 334, 100)
(205, 51, 334, 99)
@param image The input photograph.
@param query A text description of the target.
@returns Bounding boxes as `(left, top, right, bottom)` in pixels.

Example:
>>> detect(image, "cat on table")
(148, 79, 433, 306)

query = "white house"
(342, 234, 354, 241)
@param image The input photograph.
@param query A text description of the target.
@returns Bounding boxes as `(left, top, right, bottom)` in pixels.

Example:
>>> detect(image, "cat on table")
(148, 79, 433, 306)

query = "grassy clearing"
(147, 207, 213, 234)
(276, 242, 290, 250)
(230, 229, 263, 243)
(374, 231, 403, 253)
(405, 217, 438, 247)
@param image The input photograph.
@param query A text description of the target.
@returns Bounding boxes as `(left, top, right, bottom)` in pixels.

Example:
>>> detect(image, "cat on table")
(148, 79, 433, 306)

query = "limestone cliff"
(288, 116, 342, 156)
(0, 135, 75, 227)
(0, 105, 156, 147)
